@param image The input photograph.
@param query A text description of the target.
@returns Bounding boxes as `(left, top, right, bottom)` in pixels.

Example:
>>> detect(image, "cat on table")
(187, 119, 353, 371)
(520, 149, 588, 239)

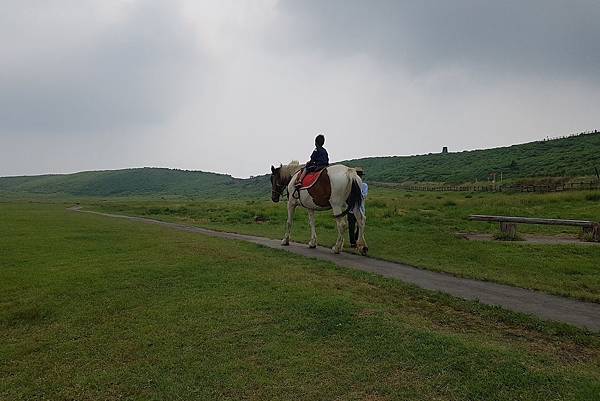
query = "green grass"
(1, 202, 600, 400)
(88, 188, 600, 303)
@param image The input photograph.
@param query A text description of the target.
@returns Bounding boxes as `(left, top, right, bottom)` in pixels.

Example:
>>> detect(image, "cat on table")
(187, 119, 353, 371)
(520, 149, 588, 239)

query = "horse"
(270, 161, 368, 255)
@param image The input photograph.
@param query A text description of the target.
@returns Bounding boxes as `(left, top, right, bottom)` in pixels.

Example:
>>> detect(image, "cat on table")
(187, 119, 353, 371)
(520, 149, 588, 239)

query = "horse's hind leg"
(282, 201, 296, 246)
(307, 209, 317, 248)
(332, 214, 347, 254)
(354, 209, 368, 256)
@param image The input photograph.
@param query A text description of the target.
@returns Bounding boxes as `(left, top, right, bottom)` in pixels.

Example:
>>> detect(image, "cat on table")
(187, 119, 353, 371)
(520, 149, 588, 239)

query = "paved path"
(70, 207, 600, 331)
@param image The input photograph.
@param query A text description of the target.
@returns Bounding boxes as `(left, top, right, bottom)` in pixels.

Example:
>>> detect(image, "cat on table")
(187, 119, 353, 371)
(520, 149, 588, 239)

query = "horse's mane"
(279, 160, 303, 179)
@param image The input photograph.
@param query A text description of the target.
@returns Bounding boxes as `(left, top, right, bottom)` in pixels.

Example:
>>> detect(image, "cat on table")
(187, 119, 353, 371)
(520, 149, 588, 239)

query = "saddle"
(298, 169, 325, 190)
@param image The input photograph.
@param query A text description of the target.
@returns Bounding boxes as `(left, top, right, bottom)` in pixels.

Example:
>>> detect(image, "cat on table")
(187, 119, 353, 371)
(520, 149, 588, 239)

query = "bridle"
(271, 166, 303, 201)
(271, 185, 288, 200)
(271, 175, 289, 200)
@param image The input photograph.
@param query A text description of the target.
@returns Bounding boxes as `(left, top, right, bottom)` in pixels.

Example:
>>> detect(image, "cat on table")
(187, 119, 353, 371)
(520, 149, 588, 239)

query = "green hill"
(0, 168, 268, 198)
(2, 132, 599, 197)
(345, 131, 600, 183)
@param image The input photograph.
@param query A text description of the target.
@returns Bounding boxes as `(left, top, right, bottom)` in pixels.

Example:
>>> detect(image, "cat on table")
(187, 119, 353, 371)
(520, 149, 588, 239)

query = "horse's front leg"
(331, 207, 347, 254)
(307, 209, 317, 248)
(282, 199, 296, 246)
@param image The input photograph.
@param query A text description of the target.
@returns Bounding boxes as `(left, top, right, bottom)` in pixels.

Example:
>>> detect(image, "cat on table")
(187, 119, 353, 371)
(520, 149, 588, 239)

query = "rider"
(295, 134, 329, 188)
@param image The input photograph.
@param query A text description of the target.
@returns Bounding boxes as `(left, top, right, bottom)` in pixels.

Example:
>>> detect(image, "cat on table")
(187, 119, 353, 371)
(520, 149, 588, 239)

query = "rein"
(272, 185, 288, 200)
(292, 186, 305, 209)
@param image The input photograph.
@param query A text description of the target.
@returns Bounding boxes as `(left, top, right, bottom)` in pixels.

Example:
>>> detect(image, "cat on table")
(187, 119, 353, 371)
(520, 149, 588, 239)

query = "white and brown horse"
(270, 162, 368, 255)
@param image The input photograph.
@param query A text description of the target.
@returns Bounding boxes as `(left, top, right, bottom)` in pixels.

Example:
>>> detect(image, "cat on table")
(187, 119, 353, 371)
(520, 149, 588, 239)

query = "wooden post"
(500, 222, 518, 239)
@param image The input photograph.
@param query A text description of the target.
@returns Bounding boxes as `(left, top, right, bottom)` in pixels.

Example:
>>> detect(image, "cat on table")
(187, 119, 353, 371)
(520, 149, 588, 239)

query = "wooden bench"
(468, 215, 600, 242)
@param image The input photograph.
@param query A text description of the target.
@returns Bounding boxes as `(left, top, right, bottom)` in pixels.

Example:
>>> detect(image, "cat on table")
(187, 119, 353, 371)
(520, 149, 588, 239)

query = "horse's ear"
(271, 165, 275, 173)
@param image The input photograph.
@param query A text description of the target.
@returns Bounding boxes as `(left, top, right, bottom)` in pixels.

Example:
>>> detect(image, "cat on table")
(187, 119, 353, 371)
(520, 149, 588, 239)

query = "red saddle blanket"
(300, 170, 324, 189)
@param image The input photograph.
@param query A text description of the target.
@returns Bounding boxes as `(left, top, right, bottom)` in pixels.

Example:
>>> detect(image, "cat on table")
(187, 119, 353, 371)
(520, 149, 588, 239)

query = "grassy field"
(87, 188, 600, 303)
(1, 202, 599, 400)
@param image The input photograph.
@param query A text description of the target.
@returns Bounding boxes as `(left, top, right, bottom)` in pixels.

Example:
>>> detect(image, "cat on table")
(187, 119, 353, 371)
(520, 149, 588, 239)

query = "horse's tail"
(334, 169, 363, 218)
(347, 175, 363, 214)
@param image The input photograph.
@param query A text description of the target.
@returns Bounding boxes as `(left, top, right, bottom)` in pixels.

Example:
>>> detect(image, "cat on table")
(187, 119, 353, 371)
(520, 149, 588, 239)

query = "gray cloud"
(274, 0, 600, 81)
(0, 1, 598, 178)
(0, 1, 203, 134)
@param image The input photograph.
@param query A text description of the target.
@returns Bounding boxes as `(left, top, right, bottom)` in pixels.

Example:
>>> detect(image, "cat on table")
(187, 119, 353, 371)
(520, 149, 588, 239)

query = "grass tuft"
(585, 192, 600, 201)
(493, 232, 524, 241)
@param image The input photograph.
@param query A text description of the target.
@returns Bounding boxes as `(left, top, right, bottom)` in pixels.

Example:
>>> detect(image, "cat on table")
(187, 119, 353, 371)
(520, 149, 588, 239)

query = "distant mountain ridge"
(1, 132, 599, 197)
(0, 167, 267, 198)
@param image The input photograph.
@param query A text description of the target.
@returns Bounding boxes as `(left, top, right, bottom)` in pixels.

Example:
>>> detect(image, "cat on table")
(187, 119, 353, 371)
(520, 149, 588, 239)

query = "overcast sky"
(2, 0, 599, 177)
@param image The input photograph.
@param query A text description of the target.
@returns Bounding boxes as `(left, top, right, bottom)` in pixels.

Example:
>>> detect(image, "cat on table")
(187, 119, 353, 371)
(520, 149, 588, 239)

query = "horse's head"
(270, 164, 286, 202)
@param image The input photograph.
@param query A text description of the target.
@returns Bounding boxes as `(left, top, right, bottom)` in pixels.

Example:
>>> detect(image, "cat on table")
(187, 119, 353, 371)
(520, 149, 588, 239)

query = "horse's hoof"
(308, 244, 317, 249)
(332, 246, 341, 254)
(360, 246, 369, 256)
(281, 239, 289, 246)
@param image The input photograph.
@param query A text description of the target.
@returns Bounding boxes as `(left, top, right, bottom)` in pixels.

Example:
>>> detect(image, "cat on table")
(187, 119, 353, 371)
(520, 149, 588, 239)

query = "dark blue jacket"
(306, 146, 329, 171)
